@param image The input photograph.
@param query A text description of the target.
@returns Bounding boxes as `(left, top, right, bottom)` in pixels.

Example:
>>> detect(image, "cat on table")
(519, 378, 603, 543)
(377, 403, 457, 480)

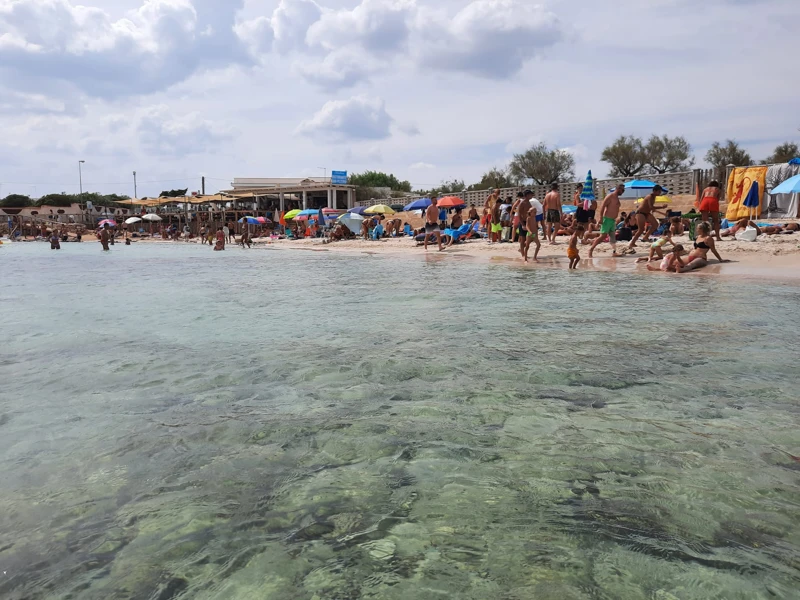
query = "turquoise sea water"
(1, 242, 799, 600)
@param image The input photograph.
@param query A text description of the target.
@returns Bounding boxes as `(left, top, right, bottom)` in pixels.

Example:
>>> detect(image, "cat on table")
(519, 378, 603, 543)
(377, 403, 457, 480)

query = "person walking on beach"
(490, 198, 502, 243)
(588, 184, 624, 258)
(424, 195, 443, 251)
(543, 184, 562, 244)
(628, 185, 663, 251)
(227, 221, 236, 244)
(100, 223, 111, 251)
(523, 203, 541, 262)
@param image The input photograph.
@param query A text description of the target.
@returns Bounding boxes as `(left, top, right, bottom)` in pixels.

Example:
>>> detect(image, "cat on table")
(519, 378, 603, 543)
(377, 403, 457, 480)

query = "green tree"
(348, 171, 411, 192)
(705, 140, 752, 168)
(645, 135, 695, 173)
(467, 167, 516, 191)
(159, 188, 189, 198)
(509, 142, 575, 185)
(0, 194, 33, 207)
(601, 135, 647, 177)
(434, 179, 466, 194)
(762, 142, 799, 165)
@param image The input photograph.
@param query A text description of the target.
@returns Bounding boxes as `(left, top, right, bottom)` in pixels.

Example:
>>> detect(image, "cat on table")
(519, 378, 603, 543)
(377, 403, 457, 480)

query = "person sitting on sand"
(678, 222, 728, 272)
(669, 216, 684, 236)
(468, 205, 479, 221)
(451, 208, 464, 231)
(567, 225, 585, 269)
(636, 230, 673, 263)
(646, 244, 686, 272)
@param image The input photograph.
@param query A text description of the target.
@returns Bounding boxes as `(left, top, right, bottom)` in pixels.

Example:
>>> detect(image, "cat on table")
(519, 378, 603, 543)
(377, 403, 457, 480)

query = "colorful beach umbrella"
(404, 198, 432, 211)
(437, 196, 465, 208)
(364, 204, 396, 215)
(256, 216, 271, 224)
(769, 173, 800, 195)
(579, 171, 595, 210)
(284, 209, 302, 220)
(239, 216, 260, 224)
(637, 195, 671, 205)
(347, 206, 368, 215)
(98, 219, 117, 227)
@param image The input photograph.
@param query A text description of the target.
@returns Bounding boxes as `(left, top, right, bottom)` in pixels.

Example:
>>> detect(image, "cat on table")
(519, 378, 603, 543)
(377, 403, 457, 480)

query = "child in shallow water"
(567, 225, 585, 269)
(647, 244, 685, 272)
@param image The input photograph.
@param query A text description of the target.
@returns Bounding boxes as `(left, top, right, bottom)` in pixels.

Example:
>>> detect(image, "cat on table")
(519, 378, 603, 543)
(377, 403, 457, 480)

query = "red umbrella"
(256, 217, 272, 223)
(321, 208, 340, 214)
(438, 196, 466, 208)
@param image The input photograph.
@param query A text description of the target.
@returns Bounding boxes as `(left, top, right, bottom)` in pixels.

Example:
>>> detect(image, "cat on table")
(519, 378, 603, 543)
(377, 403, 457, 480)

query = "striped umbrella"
(579, 171, 595, 210)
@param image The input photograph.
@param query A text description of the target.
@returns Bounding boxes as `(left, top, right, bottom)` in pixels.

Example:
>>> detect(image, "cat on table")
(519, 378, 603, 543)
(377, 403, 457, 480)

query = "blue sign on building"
(331, 171, 348, 185)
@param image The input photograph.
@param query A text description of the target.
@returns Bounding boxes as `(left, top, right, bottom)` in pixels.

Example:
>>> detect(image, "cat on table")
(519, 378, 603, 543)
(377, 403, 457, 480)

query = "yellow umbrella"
(284, 209, 302, 219)
(638, 195, 671, 205)
(364, 204, 396, 215)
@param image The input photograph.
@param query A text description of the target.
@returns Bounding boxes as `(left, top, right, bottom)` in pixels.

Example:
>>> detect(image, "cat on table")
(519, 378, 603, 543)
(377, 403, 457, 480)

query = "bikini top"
(694, 240, 710, 250)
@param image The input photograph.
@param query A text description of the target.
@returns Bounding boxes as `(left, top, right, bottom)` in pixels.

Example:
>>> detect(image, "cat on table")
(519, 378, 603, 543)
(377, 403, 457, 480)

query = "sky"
(0, 0, 797, 199)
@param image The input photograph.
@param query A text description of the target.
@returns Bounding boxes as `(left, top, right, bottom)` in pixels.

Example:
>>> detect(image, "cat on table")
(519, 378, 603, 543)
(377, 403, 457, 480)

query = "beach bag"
(735, 226, 758, 242)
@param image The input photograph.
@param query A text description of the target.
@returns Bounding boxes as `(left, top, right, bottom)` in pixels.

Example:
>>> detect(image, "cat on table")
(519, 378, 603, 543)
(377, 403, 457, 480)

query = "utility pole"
(133, 171, 137, 199)
(78, 160, 85, 196)
(202, 176, 205, 195)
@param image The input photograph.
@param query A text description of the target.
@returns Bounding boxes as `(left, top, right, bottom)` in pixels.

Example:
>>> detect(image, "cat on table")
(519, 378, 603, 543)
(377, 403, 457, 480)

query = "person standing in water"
(100, 223, 111, 251)
(588, 184, 624, 258)
(516, 190, 531, 257)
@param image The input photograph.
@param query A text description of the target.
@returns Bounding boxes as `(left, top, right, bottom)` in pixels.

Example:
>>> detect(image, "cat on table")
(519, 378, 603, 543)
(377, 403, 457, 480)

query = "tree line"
(0, 192, 131, 208)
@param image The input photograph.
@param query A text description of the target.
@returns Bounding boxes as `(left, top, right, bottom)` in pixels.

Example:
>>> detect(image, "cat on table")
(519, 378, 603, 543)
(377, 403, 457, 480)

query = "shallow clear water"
(1, 242, 799, 600)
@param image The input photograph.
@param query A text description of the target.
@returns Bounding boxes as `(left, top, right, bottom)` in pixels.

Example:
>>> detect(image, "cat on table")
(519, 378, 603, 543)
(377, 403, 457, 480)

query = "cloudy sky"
(0, 0, 797, 198)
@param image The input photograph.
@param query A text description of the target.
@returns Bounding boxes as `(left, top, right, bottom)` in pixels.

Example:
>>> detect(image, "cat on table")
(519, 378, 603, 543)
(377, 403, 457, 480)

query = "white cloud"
(410, 161, 435, 170)
(306, 0, 415, 54)
(296, 48, 381, 90)
(0, 0, 251, 100)
(138, 105, 233, 155)
(415, 0, 564, 78)
(270, 0, 322, 54)
(296, 95, 394, 141)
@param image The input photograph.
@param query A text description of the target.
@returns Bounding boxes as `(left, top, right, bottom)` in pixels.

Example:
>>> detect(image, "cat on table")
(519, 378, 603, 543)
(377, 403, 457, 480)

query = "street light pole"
(318, 167, 327, 179)
(78, 160, 85, 196)
(133, 171, 137, 199)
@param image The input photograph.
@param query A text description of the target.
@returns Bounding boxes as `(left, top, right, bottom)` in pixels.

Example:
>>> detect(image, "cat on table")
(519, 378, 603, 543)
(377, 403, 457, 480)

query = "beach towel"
(726, 166, 767, 220)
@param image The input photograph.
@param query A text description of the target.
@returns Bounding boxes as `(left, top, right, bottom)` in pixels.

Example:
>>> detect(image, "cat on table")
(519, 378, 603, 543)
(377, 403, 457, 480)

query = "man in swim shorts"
(490, 197, 502, 243)
(589, 184, 624, 258)
(543, 183, 562, 244)
(424, 194, 443, 251)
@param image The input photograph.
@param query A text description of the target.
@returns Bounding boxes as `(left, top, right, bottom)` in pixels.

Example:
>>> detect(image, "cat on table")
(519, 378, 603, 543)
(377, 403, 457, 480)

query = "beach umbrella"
(743, 180, 761, 220)
(637, 195, 671, 205)
(124, 217, 142, 225)
(621, 180, 669, 199)
(404, 198, 431, 211)
(580, 170, 595, 210)
(788, 158, 800, 165)
(364, 204, 396, 215)
(321, 208, 340, 214)
(347, 206, 368, 215)
(142, 214, 162, 222)
(295, 209, 320, 217)
(98, 219, 117, 227)
(256, 216, 271, 224)
(239, 216, 260, 224)
(284, 209, 302, 220)
(437, 196, 466, 208)
(769, 173, 800, 195)
(338, 213, 364, 234)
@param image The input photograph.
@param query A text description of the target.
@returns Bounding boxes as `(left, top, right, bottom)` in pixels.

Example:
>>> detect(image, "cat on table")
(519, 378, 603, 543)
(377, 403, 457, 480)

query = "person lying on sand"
(721, 218, 760, 238)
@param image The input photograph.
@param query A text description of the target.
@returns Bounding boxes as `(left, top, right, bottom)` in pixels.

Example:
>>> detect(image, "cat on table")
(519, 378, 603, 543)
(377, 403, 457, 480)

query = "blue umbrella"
(296, 209, 320, 216)
(238, 216, 259, 224)
(404, 198, 431, 211)
(580, 170, 595, 209)
(769, 174, 800, 195)
(625, 179, 669, 192)
(788, 158, 800, 165)
(743, 180, 760, 219)
(347, 206, 368, 215)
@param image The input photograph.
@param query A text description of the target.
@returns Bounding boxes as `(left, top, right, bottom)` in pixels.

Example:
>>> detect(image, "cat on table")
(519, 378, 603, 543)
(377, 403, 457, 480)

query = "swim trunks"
(536, 214, 544, 222)
(425, 223, 440, 233)
(491, 223, 502, 233)
(567, 247, 579, 260)
(546, 209, 560, 223)
(517, 225, 528, 237)
(699, 197, 720, 213)
(575, 207, 589, 223)
(600, 217, 616, 235)
(587, 209, 596, 220)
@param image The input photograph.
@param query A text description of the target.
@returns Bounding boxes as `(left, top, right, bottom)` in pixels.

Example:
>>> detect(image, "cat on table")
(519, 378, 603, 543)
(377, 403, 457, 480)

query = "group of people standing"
(417, 183, 731, 272)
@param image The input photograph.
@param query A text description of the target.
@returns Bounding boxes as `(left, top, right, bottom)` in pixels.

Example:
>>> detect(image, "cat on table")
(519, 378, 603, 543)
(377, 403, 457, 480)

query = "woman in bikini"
(699, 180, 723, 241)
(679, 222, 728, 272)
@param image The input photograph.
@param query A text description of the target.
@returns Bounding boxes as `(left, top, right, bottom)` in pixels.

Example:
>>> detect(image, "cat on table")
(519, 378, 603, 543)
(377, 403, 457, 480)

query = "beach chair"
(442, 223, 473, 245)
